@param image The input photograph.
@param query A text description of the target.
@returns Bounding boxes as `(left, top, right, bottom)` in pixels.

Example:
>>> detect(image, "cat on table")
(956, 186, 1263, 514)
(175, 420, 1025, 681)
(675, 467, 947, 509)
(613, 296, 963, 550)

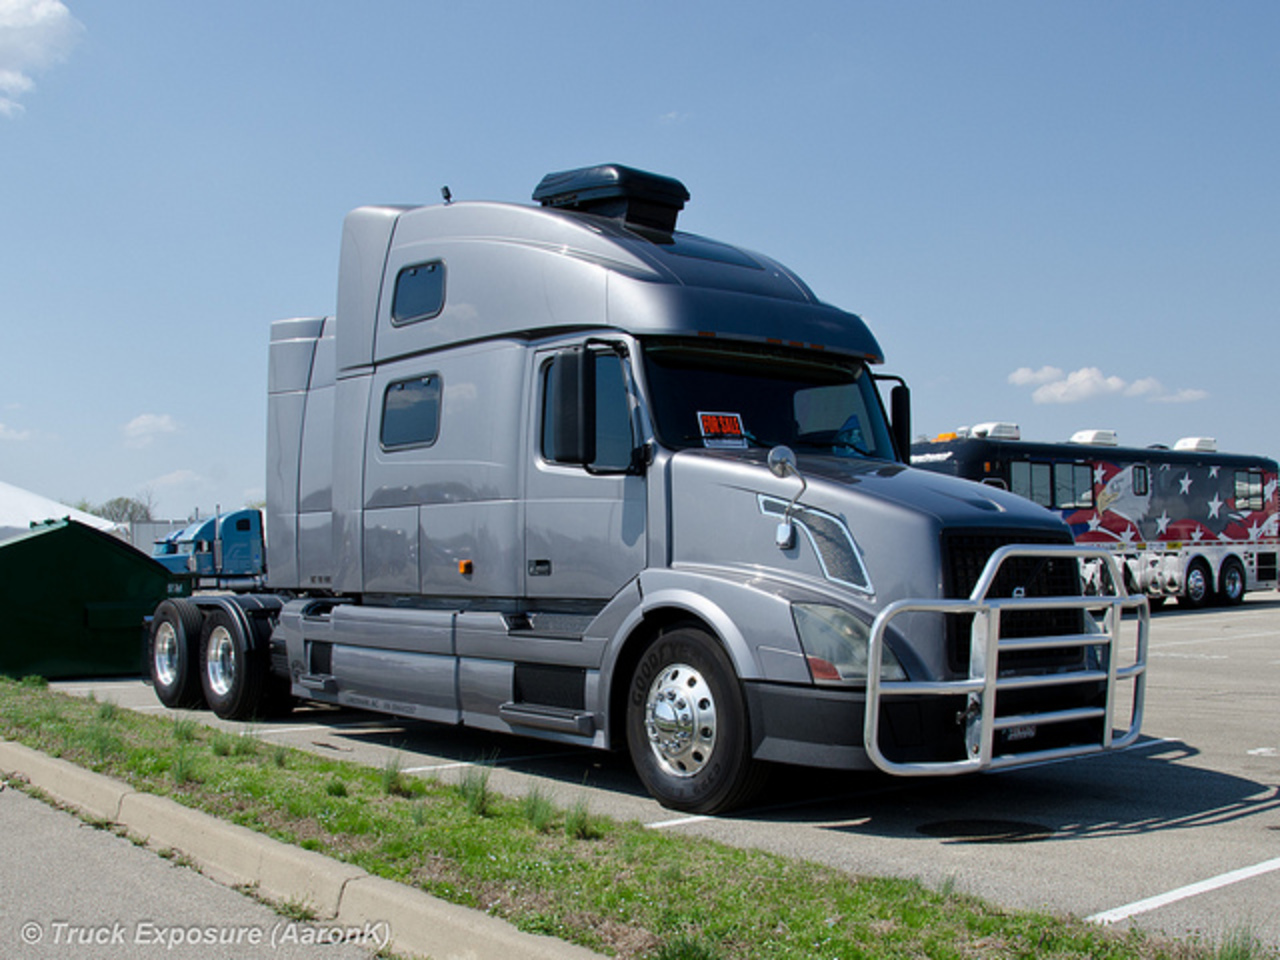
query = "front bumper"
(747, 545, 1148, 774)
(865, 545, 1148, 775)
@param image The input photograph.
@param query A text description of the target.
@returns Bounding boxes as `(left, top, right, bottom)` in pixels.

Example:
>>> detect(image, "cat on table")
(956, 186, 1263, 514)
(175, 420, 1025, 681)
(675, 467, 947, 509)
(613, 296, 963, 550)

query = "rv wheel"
(626, 624, 764, 814)
(1218, 559, 1246, 606)
(199, 608, 269, 720)
(1180, 559, 1212, 609)
(149, 600, 206, 709)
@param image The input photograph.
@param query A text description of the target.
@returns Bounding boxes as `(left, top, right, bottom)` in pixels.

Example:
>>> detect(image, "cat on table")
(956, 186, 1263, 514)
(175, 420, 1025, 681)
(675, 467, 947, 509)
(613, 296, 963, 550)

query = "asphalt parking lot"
(55, 594, 1280, 949)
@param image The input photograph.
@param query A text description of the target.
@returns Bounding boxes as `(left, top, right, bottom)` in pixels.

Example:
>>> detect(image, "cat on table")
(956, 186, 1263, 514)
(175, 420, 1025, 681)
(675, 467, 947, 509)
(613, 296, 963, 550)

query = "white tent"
(0, 480, 123, 542)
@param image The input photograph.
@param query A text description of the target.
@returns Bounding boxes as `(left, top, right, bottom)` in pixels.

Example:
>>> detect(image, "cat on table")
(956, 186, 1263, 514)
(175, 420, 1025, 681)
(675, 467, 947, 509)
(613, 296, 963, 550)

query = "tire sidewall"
(1219, 560, 1246, 605)
(149, 600, 203, 708)
(1182, 560, 1212, 609)
(199, 608, 257, 718)
(626, 625, 753, 813)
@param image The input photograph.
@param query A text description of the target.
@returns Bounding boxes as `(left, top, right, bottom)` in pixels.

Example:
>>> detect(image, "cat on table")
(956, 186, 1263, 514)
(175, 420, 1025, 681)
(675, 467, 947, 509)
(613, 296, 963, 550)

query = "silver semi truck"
(148, 164, 1148, 813)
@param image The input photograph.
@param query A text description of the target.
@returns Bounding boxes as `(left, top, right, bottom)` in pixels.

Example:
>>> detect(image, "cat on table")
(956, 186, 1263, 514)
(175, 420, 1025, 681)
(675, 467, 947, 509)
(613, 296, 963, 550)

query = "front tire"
(626, 624, 764, 814)
(149, 600, 205, 708)
(199, 608, 270, 720)
(1218, 558, 1246, 606)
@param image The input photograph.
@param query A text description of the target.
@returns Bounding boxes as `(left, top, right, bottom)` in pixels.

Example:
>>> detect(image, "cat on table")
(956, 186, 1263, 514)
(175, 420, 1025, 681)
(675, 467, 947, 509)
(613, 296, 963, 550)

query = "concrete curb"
(0, 740, 605, 960)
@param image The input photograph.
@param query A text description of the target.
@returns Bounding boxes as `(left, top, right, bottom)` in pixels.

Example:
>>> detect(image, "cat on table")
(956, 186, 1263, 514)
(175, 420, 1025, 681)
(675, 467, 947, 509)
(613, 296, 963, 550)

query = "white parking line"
(1087, 857, 1280, 924)
(251, 720, 399, 737)
(403, 751, 589, 775)
(1149, 631, 1277, 649)
(647, 815, 713, 829)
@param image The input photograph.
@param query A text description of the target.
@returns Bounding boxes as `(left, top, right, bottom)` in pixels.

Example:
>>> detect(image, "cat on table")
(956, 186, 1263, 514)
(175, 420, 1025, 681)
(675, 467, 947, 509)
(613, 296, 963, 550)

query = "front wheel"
(626, 624, 765, 814)
(199, 608, 270, 720)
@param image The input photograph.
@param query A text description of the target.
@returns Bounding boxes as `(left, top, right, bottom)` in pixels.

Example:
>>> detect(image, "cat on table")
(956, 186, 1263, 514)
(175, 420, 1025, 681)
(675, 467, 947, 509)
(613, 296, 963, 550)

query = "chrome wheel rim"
(644, 663, 717, 778)
(206, 625, 237, 698)
(154, 621, 179, 688)
(1186, 567, 1208, 604)
(1224, 566, 1244, 601)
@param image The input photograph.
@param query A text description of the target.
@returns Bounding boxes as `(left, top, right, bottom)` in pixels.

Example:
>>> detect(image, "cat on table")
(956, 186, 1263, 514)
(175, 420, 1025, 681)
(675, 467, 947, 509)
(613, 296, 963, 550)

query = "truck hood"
(666, 448, 1070, 608)
(788, 453, 1064, 531)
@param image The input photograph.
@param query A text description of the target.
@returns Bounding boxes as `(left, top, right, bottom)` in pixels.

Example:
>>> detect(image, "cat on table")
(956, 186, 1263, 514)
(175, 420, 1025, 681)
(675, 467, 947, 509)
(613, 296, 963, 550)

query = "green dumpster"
(0, 519, 174, 679)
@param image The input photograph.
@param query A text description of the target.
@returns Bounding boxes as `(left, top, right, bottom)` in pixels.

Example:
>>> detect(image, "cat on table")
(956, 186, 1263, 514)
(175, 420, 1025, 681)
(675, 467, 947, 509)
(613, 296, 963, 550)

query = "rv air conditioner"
(1070, 429, 1119, 446)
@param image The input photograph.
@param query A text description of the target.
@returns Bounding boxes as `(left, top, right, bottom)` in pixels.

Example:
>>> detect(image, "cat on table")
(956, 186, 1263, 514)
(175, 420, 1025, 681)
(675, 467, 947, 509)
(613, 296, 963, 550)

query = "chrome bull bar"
(865, 545, 1148, 775)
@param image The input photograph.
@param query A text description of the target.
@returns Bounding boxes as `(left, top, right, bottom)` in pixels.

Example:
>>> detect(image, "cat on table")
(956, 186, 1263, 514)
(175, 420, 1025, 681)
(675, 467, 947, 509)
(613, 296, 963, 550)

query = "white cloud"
(1008, 366, 1065, 387)
(1031, 367, 1126, 404)
(124, 413, 179, 448)
(0, 0, 84, 117)
(1122, 377, 1162, 398)
(1009, 365, 1208, 406)
(0, 421, 30, 441)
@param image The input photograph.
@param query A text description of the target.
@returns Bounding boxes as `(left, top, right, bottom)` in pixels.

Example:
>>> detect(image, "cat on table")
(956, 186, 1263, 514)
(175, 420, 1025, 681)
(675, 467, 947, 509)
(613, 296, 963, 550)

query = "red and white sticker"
(698, 411, 748, 449)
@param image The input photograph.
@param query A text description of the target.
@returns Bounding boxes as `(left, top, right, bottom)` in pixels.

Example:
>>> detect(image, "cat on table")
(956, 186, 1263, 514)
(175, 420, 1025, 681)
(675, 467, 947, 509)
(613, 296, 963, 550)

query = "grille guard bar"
(865, 544, 1149, 776)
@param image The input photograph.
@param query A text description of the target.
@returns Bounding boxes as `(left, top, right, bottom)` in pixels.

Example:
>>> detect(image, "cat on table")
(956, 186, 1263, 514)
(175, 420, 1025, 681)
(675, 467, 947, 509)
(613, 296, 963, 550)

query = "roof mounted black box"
(533, 164, 690, 233)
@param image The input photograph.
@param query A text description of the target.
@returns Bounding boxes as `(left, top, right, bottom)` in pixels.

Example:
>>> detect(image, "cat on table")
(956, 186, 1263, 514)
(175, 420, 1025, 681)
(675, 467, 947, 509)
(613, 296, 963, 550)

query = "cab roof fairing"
(335, 199, 883, 370)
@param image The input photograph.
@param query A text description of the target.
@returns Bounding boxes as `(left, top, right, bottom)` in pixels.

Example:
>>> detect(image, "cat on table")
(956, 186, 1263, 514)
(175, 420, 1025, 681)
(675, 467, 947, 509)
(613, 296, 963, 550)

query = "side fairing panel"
(265, 391, 304, 590)
(362, 340, 526, 596)
(332, 374, 371, 593)
(266, 316, 328, 591)
(420, 500, 522, 597)
(336, 206, 406, 375)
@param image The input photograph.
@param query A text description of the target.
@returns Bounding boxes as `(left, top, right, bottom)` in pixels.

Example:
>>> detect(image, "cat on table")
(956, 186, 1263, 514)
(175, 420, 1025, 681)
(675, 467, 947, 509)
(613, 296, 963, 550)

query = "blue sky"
(2, 1, 1277, 519)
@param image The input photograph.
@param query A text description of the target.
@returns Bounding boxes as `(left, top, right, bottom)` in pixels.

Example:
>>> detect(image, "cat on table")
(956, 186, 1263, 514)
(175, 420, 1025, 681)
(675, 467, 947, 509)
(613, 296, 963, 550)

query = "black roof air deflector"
(533, 164, 690, 233)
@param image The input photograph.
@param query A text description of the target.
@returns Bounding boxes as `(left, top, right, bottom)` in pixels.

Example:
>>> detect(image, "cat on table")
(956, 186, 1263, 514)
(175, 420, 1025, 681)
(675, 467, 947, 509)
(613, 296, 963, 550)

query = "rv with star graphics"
(146, 165, 1148, 813)
(912, 423, 1279, 609)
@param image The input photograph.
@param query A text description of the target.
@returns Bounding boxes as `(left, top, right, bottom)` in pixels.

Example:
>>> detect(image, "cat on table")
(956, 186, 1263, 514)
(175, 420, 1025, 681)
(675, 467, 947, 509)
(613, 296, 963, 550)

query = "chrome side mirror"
(767, 445, 798, 479)
(767, 446, 806, 549)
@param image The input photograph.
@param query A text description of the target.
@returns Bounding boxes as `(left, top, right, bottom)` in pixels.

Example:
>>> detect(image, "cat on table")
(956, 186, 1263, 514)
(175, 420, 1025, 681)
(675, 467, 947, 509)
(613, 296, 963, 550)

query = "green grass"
(457, 764, 493, 817)
(0, 677, 1263, 960)
(521, 784, 557, 833)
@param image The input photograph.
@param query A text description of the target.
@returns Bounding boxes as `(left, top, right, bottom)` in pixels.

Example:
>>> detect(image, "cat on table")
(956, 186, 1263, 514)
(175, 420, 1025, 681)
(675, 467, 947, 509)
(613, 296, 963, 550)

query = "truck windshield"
(640, 339, 895, 460)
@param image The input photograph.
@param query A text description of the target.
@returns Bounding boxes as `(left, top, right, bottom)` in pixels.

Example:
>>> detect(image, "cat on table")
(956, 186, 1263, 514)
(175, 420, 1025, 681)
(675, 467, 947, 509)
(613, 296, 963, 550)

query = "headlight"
(792, 603, 906, 684)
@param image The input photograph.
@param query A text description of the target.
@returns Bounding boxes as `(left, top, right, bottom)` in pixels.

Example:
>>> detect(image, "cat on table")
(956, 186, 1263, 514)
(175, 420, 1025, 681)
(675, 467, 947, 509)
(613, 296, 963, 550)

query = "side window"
(1235, 470, 1264, 511)
(391, 261, 445, 325)
(541, 351, 634, 472)
(1054, 463, 1093, 509)
(593, 354, 634, 470)
(1011, 460, 1053, 507)
(381, 375, 441, 448)
(1132, 465, 1149, 497)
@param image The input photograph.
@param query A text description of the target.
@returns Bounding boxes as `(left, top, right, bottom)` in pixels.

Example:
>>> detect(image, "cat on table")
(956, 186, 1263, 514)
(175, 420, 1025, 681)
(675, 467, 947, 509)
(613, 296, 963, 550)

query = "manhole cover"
(917, 819, 1055, 843)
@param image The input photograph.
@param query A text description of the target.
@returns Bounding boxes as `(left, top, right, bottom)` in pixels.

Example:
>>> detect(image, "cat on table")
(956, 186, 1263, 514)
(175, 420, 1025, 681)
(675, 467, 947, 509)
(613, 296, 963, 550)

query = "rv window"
(1010, 460, 1052, 508)
(541, 352, 634, 472)
(380, 375, 441, 448)
(1054, 463, 1094, 510)
(1132, 465, 1149, 497)
(391, 261, 445, 325)
(1236, 470, 1264, 512)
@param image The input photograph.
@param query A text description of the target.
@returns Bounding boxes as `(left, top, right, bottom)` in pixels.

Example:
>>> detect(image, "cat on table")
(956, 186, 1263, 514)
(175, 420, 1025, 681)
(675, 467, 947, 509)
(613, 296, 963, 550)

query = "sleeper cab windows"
(391, 261, 445, 325)
(381, 375, 441, 449)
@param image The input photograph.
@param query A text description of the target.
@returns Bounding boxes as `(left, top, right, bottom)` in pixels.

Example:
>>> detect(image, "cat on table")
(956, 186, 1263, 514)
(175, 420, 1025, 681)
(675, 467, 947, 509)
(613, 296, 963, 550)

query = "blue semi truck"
(151, 508, 266, 591)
